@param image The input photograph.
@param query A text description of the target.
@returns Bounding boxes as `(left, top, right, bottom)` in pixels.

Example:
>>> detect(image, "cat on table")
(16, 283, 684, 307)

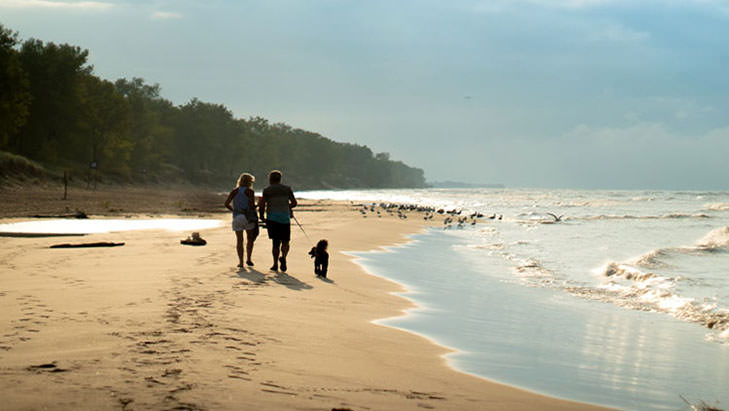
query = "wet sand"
(0, 188, 607, 409)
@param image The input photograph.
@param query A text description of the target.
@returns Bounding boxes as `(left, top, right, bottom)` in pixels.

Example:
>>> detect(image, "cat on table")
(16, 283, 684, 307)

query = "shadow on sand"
(316, 276, 334, 284)
(234, 267, 314, 290)
(236, 267, 268, 284)
(271, 271, 313, 291)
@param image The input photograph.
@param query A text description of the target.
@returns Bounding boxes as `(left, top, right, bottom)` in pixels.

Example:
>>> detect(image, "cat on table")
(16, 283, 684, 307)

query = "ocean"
(298, 188, 729, 410)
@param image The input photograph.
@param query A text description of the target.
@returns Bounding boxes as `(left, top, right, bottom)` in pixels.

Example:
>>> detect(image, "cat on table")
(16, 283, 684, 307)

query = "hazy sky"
(2, 0, 728, 189)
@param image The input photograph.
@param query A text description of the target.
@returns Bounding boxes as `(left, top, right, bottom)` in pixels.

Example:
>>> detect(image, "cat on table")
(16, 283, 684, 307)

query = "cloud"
(150, 10, 183, 20)
(588, 23, 650, 43)
(0, 0, 113, 10)
(459, 122, 729, 188)
(469, 0, 729, 12)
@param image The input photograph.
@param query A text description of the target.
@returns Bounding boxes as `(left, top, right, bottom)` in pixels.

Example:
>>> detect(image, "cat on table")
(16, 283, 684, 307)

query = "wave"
(575, 213, 711, 221)
(628, 226, 729, 271)
(503, 256, 729, 342)
(705, 202, 729, 211)
(599, 262, 661, 283)
(467, 224, 729, 343)
(695, 226, 729, 251)
(630, 249, 672, 268)
(582, 228, 729, 342)
(567, 263, 729, 342)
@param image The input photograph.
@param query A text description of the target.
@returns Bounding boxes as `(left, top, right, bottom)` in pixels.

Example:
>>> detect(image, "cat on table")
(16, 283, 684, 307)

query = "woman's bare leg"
(245, 229, 255, 265)
(235, 231, 244, 267)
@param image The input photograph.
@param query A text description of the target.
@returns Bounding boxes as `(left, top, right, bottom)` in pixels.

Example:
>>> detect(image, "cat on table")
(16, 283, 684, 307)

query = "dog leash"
(292, 215, 313, 244)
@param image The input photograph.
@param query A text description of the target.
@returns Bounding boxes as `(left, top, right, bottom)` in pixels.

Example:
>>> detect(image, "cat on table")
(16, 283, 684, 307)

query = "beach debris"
(50, 242, 125, 248)
(27, 362, 68, 373)
(181, 232, 206, 246)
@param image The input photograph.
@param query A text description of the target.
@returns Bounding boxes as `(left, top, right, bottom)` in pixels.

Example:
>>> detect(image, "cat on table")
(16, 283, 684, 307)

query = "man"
(258, 170, 297, 272)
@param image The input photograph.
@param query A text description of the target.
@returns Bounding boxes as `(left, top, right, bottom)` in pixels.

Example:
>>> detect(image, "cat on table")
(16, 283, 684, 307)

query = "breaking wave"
(705, 202, 729, 211)
(558, 260, 729, 342)
(575, 213, 711, 221)
(695, 226, 729, 251)
(496, 226, 729, 343)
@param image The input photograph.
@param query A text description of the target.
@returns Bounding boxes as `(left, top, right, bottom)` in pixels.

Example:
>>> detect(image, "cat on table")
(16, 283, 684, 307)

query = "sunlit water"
(300, 188, 729, 410)
(0, 218, 221, 235)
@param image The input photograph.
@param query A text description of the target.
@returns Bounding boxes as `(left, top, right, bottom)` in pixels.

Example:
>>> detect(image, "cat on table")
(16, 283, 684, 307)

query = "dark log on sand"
(32, 211, 88, 219)
(50, 242, 124, 248)
(180, 239, 206, 246)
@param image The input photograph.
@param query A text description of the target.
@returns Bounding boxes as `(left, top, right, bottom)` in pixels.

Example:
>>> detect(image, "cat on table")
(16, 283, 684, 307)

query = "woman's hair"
(316, 239, 328, 254)
(236, 173, 255, 188)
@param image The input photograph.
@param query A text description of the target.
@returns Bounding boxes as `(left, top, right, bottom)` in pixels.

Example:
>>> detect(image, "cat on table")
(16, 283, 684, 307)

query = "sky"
(1, 0, 728, 189)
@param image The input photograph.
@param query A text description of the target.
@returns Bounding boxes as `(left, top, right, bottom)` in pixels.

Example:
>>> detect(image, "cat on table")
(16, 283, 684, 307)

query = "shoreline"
(0, 193, 607, 409)
(349, 233, 611, 409)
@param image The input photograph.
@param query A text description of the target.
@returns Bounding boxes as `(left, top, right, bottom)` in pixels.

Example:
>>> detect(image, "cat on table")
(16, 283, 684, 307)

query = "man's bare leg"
(271, 239, 280, 271)
(279, 241, 289, 272)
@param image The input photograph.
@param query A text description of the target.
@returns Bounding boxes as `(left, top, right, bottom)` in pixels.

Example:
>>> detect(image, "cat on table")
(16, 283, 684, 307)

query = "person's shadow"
(236, 267, 268, 284)
(271, 271, 313, 291)
(316, 276, 334, 284)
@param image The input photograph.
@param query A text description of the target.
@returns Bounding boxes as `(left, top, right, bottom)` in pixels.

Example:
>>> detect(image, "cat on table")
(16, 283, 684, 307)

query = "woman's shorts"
(266, 220, 291, 242)
(232, 214, 256, 231)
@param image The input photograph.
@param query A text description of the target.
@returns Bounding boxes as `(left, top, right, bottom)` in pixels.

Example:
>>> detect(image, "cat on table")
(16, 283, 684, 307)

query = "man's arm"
(258, 196, 267, 221)
(289, 188, 297, 209)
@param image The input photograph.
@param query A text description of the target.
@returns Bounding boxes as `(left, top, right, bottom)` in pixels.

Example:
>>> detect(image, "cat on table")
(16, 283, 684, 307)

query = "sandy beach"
(0, 188, 606, 410)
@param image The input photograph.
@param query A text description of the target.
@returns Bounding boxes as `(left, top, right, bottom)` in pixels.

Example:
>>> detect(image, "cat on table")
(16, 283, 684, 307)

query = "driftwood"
(50, 242, 124, 248)
(180, 239, 206, 246)
(32, 211, 88, 219)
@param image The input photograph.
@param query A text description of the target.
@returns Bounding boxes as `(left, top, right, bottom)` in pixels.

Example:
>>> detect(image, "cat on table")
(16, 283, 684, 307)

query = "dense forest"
(0, 24, 426, 189)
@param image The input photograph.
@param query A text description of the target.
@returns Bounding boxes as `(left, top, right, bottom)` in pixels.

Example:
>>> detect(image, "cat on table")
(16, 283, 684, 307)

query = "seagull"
(547, 213, 563, 222)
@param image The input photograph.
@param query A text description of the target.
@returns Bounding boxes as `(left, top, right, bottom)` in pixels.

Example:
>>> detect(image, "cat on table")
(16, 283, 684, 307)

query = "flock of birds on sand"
(356, 203, 512, 229)
(356, 203, 565, 228)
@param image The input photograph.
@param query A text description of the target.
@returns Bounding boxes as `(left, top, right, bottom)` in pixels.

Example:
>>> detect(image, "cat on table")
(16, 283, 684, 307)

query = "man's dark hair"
(269, 170, 282, 184)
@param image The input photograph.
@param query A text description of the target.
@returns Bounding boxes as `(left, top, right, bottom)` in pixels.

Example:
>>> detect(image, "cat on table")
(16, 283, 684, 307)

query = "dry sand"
(0, 193, 607, 410)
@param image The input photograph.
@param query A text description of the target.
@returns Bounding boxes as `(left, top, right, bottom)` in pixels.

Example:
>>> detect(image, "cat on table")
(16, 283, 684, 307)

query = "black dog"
(308, 239, 329, 278)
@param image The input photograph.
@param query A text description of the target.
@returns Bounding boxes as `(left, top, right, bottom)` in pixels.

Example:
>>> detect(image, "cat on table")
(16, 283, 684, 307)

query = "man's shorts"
(232, 214, 256, 231)
(266, 220, 291, 242)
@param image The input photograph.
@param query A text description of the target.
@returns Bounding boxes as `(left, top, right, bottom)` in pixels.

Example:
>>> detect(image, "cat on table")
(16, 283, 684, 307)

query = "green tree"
(78, 75, 130, 176)
(115, 78, 175, 177)
(15, 38, 91, 162)
(0, 24, 31, 149)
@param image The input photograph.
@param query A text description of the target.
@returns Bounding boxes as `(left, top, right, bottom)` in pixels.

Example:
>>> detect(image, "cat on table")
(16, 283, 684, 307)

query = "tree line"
(0, 24, 426, 189)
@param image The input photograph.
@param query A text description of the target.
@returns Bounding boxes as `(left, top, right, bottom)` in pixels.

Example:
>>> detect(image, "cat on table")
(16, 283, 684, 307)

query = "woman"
(224, 173, 258, 268)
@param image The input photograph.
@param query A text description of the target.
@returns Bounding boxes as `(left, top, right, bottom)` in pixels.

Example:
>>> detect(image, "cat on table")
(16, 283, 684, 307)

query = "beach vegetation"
(0, 23, 426, 190)
(0, 150, 47, 180)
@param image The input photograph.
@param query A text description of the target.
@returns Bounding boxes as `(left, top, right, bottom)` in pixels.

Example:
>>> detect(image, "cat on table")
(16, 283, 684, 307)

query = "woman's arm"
(224, 188, 238, 212)
(245, 187, 256, 209)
